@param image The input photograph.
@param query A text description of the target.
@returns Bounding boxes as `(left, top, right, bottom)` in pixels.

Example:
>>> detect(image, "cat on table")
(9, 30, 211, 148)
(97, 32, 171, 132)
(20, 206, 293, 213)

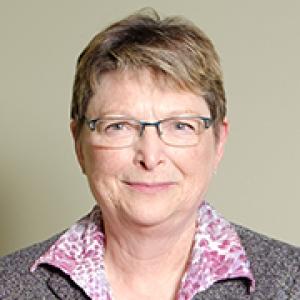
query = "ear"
(70, 120, 86, 174)
(214, 118, 229, 170)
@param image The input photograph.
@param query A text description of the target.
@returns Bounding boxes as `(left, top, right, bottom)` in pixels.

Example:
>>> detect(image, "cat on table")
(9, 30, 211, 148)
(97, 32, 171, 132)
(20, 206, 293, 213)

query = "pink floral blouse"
(31, 202, 255, 299)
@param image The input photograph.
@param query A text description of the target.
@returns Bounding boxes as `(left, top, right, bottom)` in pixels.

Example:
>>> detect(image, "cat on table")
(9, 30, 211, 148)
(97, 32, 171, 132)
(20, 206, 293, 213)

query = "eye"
(105, 122, 127, 131)
(98, 120, 136, 136)
(173, 121, 196, 131)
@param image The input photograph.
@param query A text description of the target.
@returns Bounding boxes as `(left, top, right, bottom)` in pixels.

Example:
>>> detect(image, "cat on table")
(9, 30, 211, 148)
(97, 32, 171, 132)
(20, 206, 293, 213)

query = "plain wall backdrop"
(0, 0, 299, 256)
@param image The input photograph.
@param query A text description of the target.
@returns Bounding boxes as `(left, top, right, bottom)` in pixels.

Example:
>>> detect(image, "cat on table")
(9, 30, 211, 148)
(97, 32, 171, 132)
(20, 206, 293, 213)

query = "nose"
(133, 126, 165, 170)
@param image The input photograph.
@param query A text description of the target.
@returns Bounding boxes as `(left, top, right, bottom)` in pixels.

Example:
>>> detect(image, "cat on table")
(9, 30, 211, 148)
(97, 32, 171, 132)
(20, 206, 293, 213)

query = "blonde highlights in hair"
(71, 8, 226, 138)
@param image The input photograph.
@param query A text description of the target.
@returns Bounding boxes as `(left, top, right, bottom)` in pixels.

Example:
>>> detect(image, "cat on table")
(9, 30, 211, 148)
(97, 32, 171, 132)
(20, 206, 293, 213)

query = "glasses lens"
(88, 116, 209, 148)
(93, 119, 139, 147)
(160, 117, 205, 146)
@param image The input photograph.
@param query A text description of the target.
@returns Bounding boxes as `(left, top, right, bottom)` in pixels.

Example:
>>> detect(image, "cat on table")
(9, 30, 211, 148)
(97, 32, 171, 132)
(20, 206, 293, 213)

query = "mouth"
(122, 181, 177, 194)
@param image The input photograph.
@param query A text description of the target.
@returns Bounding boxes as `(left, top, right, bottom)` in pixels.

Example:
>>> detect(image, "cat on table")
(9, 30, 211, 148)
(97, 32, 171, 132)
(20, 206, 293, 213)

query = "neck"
(103, 212, 197, 299)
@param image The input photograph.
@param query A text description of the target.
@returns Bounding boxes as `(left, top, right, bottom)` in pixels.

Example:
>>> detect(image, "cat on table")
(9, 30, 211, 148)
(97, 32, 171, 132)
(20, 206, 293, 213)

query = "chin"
(120, 204, 177, 228)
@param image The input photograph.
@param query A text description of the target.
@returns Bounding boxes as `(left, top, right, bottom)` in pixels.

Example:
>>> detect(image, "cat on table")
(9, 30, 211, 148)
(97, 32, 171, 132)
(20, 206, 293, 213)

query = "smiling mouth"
(123, 181, 176, 193)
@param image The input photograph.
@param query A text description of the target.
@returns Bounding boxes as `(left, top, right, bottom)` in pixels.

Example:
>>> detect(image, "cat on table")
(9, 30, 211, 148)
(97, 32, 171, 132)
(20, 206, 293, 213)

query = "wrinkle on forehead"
(87, 68, 209, 119)
(95, 68, 203, 95)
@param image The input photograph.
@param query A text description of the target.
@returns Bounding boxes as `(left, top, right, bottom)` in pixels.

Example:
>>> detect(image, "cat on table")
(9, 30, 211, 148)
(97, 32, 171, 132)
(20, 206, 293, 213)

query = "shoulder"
(0, 232, 62, 266)
(234, 223, 300, 298)
(0, 232, 63, 299)
(234, 223, 300, 266)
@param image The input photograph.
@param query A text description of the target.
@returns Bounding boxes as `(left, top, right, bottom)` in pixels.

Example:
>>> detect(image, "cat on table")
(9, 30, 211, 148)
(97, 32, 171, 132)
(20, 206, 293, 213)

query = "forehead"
(88, 69, 210, 117)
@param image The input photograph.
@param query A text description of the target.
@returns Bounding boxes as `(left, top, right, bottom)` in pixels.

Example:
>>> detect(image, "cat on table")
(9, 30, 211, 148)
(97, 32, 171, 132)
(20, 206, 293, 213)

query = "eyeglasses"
(84, 115, 213, 148)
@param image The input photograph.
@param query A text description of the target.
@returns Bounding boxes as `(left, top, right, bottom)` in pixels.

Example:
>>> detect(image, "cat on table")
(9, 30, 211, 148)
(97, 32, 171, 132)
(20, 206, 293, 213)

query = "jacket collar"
(35, 263, 249, 300)
(35, 264, 89, 299)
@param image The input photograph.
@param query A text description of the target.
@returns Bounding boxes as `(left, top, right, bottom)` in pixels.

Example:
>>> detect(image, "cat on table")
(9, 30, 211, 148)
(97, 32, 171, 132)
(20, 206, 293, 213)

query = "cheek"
(177, 141, 217, 189)
(83, 146, 126, 177)
(82, 147, 129, 206)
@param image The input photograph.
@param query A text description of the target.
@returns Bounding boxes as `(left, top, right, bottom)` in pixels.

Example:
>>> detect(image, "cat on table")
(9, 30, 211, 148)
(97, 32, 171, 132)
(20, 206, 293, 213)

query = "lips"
(123, 181, 176, 193)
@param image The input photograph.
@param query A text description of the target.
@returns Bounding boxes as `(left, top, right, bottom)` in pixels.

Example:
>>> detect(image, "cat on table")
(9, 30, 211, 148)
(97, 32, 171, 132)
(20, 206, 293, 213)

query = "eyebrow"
(94, 109, 209, 119)
(162, 109, 208, 117)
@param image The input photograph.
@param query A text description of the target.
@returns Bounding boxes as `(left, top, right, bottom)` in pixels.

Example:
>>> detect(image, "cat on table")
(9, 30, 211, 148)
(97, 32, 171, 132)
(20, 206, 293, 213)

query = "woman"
(1, 9, 300, 300)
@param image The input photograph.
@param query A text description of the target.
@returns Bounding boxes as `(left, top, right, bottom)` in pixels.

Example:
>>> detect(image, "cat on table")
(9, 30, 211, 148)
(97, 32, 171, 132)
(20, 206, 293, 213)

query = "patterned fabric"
(31, 202, 255, 300)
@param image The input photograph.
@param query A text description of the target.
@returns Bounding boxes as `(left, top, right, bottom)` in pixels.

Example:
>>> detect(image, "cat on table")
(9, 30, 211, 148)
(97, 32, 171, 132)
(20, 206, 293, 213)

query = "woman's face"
(73, 70, 228, 228)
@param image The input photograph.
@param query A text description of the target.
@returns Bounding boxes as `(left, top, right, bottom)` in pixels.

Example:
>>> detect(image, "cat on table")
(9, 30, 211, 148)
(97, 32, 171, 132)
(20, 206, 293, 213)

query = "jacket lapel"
(35, 264, 88, 300)
(192, 278, 251, 300)
(46, 271, 88, 299)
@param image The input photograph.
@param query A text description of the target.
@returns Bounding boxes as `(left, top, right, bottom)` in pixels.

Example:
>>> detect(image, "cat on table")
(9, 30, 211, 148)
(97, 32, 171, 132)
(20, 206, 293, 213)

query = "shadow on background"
(0, 161, 22, 256)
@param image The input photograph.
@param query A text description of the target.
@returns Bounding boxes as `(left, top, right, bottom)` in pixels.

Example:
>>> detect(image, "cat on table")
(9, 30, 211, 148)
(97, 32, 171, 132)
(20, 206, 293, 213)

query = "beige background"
(0, 0, 299, 257)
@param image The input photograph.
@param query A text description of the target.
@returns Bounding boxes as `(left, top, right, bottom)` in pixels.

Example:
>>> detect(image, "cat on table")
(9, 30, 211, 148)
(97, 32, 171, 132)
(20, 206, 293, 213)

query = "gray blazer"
(1, 224, 300, 299)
